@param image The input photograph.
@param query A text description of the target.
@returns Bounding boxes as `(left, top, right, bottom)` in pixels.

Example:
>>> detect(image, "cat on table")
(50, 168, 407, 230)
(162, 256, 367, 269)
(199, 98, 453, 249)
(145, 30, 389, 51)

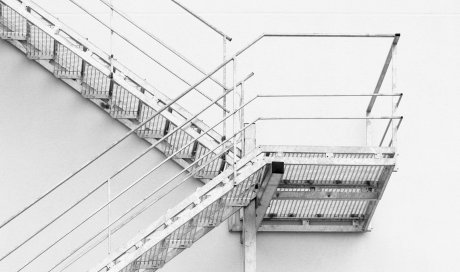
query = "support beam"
(255, 162, 284, 229)
(243, 200, 256, 272)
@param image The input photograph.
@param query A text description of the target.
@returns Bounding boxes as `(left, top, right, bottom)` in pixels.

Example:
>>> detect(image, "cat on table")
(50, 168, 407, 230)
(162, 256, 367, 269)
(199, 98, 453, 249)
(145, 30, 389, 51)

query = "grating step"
(81, 63, 111, 99)
(24, 24, 54, 59)
(53, 42, 83, 79)
(109, 83, 140, 119)
(135, 103, 168, 139)
(0, 3, 26, 40)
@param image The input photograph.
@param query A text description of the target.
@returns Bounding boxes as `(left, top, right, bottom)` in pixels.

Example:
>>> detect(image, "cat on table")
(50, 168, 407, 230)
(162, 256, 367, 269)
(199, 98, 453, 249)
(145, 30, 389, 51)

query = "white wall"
(1, 0, 460, 271)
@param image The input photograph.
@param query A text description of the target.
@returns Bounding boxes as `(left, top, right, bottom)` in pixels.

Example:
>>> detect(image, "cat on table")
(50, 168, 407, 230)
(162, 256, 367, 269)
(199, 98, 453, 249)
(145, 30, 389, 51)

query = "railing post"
(223, 36, 227, 139)
(391, 39, 398, 150)
(240, 81, 245, 154)
(232, 57, 237, 185)
(107, 0, 114, 256)
(107, 178, 111, 254)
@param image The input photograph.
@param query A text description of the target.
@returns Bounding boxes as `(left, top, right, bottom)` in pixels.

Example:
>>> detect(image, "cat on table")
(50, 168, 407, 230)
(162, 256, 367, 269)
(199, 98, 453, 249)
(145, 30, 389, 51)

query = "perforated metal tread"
(228, 145, 396, 232)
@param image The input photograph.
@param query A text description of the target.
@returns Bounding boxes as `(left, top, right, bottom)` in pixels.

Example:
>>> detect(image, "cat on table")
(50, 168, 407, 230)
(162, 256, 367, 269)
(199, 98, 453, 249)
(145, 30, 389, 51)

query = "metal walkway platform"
(89, 145, 395, 272)
(229, 146, 395, 232)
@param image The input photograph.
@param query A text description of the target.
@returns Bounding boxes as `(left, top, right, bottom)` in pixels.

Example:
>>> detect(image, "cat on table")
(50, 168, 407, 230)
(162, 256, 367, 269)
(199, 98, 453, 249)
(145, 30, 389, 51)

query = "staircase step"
(135, 103, 168, 139)
(81, 63, 111, 99)
(109, 83, 140, 119)
(53, 42, 83, 79)
(25, 24, 54, 59)
(0, 4, 27, 40)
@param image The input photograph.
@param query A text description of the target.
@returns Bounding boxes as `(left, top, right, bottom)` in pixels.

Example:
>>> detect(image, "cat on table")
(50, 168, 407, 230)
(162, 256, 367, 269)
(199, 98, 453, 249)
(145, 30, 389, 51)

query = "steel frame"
(0, 1, 403, 271)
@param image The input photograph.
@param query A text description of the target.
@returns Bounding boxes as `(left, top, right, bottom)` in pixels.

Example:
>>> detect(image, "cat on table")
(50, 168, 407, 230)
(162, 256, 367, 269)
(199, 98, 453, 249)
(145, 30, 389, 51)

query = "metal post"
(107, 0, 114, 255)
(366, 112, 372, 146)
(223, 37, 227, 139)
(240, 81, 245, 154)
(243, 200, 256, 272)
(232, 57, 237, 184)
(391, 40, 398, 149)
(107, 178, 111, 254)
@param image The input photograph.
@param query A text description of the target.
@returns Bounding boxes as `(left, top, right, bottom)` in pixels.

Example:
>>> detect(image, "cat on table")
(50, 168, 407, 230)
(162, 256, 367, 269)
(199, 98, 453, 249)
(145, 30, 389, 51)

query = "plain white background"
(1, 0, 460, 271)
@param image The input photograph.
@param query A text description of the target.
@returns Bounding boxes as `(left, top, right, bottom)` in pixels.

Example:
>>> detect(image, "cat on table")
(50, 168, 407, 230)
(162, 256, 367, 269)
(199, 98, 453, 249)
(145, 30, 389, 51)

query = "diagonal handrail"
(65, 0, 228, 113)
(0, 70, 253, 263)
(49, 123, 259, 272)
(96, 0, 229, 90)
(0, 0, 240, 229)
(16, 84, 257, 272)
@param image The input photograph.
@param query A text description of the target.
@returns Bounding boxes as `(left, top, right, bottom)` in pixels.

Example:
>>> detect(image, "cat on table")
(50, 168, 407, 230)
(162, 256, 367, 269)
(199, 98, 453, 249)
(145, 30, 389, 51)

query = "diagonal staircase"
(0, 0, 237, 183)
(89, 147, 396, 272)
(0, 0, 402, 271)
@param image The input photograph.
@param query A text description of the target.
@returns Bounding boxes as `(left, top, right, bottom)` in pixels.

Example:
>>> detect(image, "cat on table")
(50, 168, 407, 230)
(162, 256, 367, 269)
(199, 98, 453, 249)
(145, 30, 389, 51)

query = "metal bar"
(66, 0, 229, 113)
(259, 116, 403, 120)
(258, 93, 402, 97)
(222, 36, 227, 139)
(391, 38, 398, 150)
(96, 0, 227, 90)
(264, 33, 397, 38)
(232, 57, 237, 184)
(169, 0, 232, 41)
(255, 163, 284, 229)
(389, 118, 403, 147)
(366, 34, 400, 113)
(379, 94, 403, 147)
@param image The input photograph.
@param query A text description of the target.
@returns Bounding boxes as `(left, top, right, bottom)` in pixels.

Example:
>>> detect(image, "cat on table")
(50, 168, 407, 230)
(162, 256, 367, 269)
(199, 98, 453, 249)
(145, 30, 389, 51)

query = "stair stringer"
(89, 149, 268, 272)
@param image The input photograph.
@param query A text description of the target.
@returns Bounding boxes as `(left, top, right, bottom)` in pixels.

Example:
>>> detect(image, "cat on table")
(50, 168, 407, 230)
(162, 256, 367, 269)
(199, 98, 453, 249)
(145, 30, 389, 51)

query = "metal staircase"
(0, 0, 403, 271)
(0, 0, 236, 183)
(88, 146, 396, 272)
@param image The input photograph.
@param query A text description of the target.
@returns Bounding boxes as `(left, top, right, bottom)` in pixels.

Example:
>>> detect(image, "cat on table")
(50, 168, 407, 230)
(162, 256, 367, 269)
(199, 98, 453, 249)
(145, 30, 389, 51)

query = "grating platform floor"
(229, 145, 396, 232)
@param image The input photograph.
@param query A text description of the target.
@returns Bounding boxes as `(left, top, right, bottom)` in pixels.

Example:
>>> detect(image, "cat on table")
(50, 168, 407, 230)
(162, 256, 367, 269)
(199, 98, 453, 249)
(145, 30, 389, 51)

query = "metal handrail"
(169, 0, 231, 41)
(96, 0, 228, 90)
(65, 0, 229, 113)
(0, 70, 253, 265)
(50, 123, 256, 272)
(0, 17, 238, 231)
(18, 84, 258, 272)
